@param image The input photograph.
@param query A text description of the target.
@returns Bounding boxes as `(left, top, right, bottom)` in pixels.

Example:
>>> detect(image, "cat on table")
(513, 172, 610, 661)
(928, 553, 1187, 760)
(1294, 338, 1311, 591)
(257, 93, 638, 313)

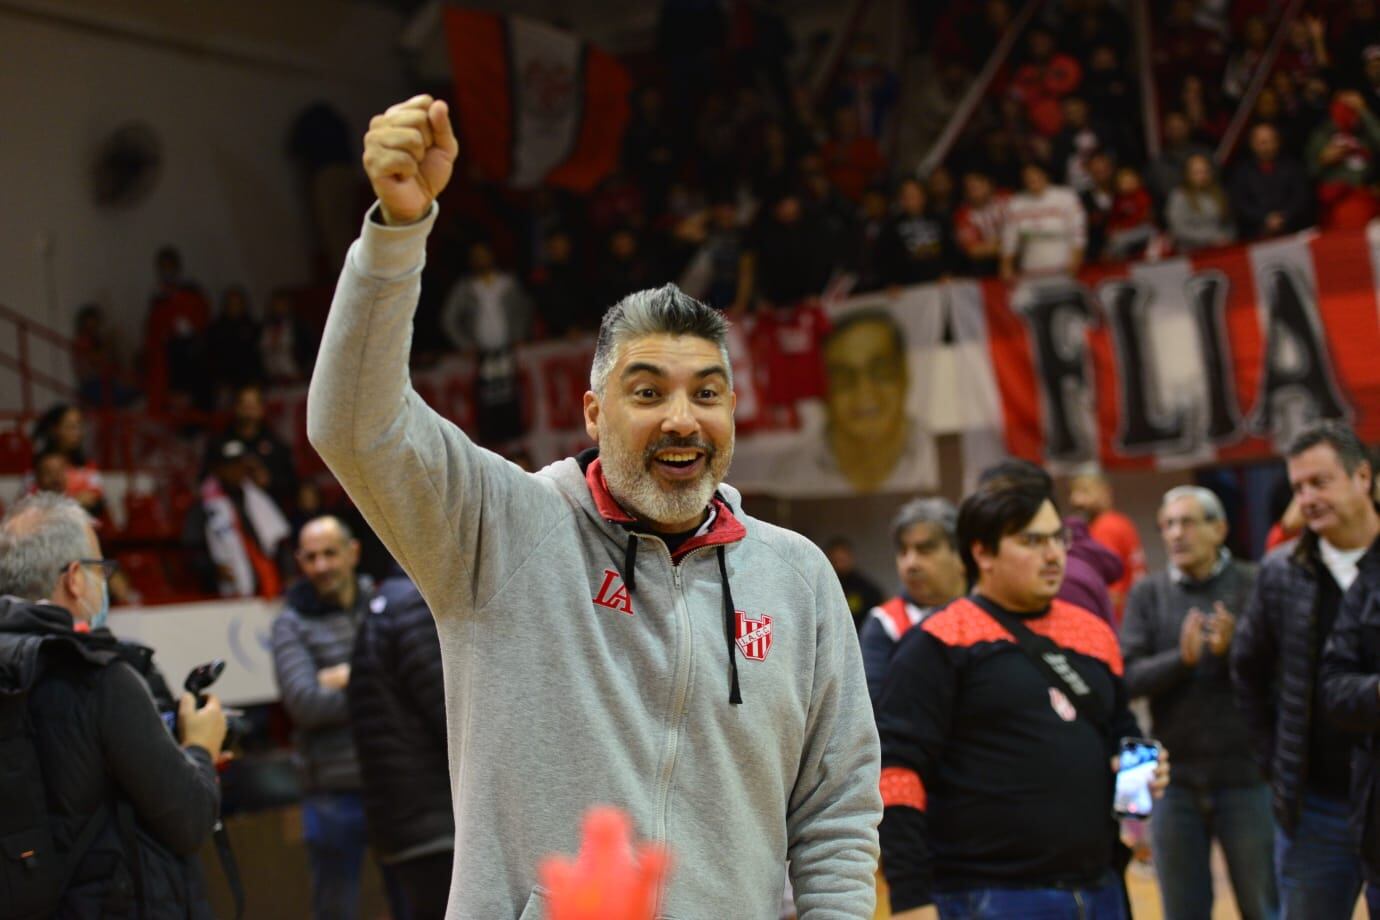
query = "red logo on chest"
(735, 610, 773, 661)
(1049, 687, 1077, 722)
(593, 569, 634, 615)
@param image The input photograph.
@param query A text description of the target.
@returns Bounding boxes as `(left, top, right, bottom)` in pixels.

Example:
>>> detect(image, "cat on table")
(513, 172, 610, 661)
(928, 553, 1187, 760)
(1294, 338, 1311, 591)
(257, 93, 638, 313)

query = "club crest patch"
(735, 610, 773, 661)
(1049, 686, 1077, 722)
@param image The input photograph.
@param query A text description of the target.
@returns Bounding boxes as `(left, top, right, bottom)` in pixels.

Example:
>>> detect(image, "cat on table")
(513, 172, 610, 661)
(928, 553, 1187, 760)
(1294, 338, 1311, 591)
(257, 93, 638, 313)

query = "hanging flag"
(443, 9, 631, 192)
(951, 225, 1380, 471)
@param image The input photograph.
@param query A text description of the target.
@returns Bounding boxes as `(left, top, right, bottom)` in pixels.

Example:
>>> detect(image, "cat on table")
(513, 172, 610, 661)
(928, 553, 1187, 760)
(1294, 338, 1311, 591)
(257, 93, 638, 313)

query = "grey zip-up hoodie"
(307, 203, 882, 919)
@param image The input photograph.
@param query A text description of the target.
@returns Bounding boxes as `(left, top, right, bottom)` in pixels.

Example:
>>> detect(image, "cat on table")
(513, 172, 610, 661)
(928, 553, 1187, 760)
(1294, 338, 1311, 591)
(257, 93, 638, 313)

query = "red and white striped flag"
(444, 9, 631, 192)
(951, 225, 1380, 471)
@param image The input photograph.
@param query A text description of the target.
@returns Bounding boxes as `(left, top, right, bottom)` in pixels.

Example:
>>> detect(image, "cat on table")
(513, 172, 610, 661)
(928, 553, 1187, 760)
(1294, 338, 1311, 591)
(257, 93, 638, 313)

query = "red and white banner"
(258, 227, 1380, 501)
(261, 289, 946, 501)
(953, 225, 1380, 471)
(444, 9, 631, 192)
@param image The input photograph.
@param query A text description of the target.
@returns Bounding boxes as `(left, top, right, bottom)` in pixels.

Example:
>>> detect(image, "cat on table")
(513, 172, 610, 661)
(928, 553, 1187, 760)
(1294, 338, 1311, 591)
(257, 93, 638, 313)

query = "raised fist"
(362, 95, 459, 225)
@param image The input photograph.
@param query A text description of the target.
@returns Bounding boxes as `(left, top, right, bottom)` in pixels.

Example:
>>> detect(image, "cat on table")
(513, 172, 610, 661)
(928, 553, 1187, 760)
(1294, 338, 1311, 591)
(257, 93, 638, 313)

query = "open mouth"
(651, 448, 707, 479)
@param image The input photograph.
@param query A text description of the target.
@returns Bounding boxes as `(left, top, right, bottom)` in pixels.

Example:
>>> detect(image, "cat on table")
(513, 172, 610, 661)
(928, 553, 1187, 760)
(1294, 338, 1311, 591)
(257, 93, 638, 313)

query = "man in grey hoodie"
(307, 94, 882, 919)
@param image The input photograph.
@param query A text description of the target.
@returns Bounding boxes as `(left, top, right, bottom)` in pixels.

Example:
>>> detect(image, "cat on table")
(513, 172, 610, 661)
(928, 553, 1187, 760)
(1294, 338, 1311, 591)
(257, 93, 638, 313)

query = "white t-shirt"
(1001, 185, 1088, 275)
(1320, 537, 1367, 591)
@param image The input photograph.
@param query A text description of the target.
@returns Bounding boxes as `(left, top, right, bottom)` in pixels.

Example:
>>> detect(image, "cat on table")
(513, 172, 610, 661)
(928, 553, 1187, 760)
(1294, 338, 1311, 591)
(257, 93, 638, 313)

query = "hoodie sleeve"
(786, 561, 882, 919)
(306, 204, 565, 615)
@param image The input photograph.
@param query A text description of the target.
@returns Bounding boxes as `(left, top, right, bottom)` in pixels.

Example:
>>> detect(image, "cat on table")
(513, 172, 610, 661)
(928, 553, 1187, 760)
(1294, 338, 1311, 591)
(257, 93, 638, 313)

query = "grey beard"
(602, 431, 734, 528)
(603, 456, 718, 528)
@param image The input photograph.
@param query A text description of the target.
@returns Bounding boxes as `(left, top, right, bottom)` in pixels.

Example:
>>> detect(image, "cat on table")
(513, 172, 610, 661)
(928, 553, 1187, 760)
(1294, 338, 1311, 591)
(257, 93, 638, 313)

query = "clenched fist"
(362, 94, 459, 226)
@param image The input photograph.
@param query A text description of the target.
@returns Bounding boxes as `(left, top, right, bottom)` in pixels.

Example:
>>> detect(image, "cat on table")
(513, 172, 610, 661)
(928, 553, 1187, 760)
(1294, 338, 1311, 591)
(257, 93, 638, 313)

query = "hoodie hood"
(0, 596, 130, 690)
(1065, 517, 1126, 585)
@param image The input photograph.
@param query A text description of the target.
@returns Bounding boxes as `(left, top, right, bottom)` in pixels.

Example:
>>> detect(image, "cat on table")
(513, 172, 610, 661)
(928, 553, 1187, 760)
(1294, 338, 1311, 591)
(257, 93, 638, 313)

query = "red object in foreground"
(539, 807, 670, 920)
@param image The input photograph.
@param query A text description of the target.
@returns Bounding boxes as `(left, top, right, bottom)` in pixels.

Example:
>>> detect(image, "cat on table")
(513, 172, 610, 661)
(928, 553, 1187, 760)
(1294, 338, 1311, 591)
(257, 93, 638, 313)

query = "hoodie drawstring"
(620, 534, 741, 705)
(718, 546, 742, 705)
(623, 534, 638, 594)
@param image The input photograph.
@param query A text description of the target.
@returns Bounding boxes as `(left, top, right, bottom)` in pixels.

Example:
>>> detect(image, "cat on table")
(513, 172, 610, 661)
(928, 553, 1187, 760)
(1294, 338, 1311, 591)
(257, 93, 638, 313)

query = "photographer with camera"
(0, 493, 226, 918)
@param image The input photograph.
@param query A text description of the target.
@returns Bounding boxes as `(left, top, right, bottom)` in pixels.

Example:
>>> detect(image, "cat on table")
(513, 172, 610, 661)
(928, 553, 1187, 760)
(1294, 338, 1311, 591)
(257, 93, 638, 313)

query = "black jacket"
(271, 576, 372, 792)
(1121, 558, 1262, 788)
(1321, 547, 1380, 880)
(1228, 156, 1313, 239)
(1232, 531, 1368, 831)
(877, 595, 1139, 910)
(348, 574, 453, 862)
(0, 598, 219, 918)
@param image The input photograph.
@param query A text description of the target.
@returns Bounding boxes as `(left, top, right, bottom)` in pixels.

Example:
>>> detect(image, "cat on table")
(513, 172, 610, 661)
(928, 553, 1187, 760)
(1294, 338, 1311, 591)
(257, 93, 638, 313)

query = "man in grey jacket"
(307, 94, 882, 919)
(271, 515, 384, 920)
(1121, 486, 1276, 920)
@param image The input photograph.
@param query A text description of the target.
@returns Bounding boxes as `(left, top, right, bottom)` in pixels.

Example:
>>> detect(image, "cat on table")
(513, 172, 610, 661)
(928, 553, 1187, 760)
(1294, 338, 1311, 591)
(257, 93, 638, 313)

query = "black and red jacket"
(875, 594, 1139, 910)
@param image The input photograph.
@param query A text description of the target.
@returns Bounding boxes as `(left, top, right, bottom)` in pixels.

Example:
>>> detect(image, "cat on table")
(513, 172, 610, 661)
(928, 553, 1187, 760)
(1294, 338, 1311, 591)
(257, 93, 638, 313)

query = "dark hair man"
(1122, 486, 1277, 919)
(305, 94, 881, 918)
(0, 493, 225, 917)
(1235, 421, 1380, 919)
(859, 497, 966, 704)
(979, 458, 1123, 625)
(876, 477, 1164, 919)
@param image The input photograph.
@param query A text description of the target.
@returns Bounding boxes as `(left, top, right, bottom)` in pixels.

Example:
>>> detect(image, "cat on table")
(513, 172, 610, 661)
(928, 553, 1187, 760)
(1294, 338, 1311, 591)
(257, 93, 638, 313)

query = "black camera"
(165, 658, 248, 749)
(185, 659, 226, 703)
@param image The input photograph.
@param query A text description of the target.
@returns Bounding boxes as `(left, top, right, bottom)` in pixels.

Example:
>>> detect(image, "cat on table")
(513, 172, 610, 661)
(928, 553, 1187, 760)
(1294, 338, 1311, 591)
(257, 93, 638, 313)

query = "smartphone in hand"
(1113, 737, 1161, 819)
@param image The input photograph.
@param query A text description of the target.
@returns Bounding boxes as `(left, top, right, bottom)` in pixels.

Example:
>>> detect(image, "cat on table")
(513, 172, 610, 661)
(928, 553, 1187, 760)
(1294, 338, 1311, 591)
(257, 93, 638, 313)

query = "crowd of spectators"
(393, 0, 1380, 359)
(35, 0, 1380, 608)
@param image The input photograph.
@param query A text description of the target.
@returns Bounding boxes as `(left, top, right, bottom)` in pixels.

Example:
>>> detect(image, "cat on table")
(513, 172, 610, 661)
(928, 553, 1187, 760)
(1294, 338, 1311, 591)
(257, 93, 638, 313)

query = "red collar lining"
(584, 458, 748, 558)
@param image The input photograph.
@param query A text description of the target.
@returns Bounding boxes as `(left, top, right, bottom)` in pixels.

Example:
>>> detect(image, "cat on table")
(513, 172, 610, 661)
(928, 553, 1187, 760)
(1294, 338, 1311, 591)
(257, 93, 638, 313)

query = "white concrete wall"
(0, 0, 408, 407)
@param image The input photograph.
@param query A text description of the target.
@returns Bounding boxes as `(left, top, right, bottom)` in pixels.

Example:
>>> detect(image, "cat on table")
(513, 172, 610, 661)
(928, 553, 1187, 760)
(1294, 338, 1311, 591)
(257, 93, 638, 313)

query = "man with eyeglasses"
(1121, 486, 1277, 920)
(876, 474, 1162, 919)
(0, 492, 226, 917)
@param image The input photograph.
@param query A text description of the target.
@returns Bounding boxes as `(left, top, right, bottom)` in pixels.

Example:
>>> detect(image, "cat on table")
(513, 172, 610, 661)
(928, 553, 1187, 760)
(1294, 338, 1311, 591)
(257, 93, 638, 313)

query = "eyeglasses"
(70, 558, 119, 579)
(1159, 516, 1208, 531)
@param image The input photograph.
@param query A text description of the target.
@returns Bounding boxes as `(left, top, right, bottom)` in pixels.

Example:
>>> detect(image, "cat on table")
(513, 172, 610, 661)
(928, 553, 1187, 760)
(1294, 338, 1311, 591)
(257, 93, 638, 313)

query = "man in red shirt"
(1070, 467, 1146, 626)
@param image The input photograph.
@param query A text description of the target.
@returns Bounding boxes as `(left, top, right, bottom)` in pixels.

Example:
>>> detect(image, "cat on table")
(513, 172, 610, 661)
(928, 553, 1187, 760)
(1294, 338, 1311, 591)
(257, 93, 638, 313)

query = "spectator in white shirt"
(1000, 162, 1088, 280)
(440, 241, 533, 354)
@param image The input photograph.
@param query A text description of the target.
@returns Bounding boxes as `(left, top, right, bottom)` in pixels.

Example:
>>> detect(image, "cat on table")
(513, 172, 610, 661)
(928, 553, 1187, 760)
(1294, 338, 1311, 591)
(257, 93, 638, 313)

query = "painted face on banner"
(586, 334, 736, 533)
(824, 318, 908, 444)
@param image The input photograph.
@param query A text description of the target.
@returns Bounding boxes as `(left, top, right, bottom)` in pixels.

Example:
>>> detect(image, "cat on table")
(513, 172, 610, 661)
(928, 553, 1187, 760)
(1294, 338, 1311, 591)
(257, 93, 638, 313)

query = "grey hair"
(0, 492, 93, 600)
(589, 284, 732, 396)
(1069, 462, 1107, 483)
(1161, 485, 1226, 523)
(891, 497, 958, 549)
